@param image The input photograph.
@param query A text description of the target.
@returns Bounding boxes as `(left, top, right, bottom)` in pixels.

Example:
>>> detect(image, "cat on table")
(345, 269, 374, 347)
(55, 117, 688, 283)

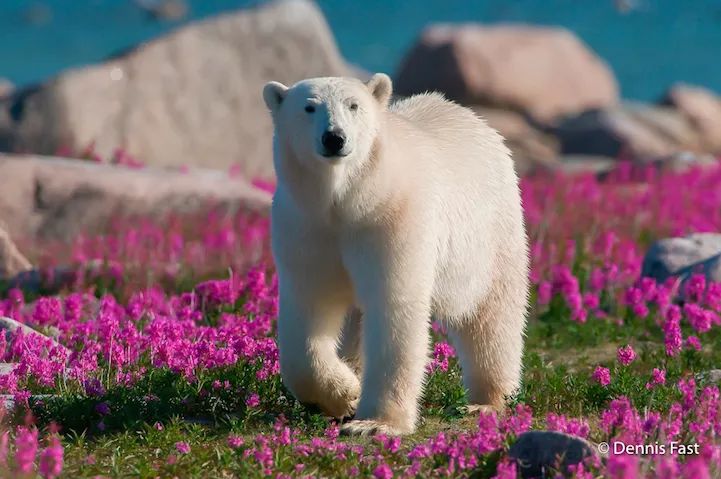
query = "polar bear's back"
(388, 92, 527, 320)
(389, 92, 512, 168)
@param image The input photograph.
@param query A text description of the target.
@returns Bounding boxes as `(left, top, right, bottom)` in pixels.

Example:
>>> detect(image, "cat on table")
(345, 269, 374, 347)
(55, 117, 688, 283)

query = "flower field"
(1, 161, 721, 478)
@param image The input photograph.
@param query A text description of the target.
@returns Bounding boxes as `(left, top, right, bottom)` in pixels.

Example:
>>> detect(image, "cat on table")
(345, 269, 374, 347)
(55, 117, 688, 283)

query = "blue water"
(1, 0, 720, 100)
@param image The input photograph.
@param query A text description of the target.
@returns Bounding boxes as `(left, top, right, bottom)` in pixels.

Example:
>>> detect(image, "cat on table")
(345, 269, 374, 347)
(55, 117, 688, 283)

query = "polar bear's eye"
(349, 103, 359, 111)
(304, 105, 315, 113)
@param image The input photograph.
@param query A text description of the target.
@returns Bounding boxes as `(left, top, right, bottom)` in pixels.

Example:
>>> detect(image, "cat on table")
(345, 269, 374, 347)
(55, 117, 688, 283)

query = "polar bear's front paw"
(464, 404, 501, 415)
(317, 375, 361, 419)
(340, 419, 413, 436)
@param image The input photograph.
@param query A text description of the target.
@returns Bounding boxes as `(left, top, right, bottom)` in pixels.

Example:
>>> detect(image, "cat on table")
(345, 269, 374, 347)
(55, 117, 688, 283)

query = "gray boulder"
(0, 0, 352, 180)
(135, 0, 189, 21)
(554, 103, 702, 160)
(396, 24, 618, 123)
(642, 233, 721, 284)
(0, 154, 271, 241)
(509, 430, 598, 478)
(0, 316, 68, 355)
(697, 369, 721, 384)
(0, 226, 31, 278)
(0, 79, 12, 99)
(662, 83, 721, 154)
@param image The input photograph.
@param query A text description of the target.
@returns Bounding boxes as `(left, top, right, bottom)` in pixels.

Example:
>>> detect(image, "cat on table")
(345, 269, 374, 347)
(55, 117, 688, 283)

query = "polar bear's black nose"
(321, 130, 346, 155)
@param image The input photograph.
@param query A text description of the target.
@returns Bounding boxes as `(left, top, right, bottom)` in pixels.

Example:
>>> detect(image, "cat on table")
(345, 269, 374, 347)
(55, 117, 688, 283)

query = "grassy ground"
(27, 296, 720, 478)
(4, 164, 721, 477)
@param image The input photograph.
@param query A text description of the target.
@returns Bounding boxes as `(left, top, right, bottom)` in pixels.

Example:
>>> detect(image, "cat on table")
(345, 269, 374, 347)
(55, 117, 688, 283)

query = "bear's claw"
(340, 419, 408, 436)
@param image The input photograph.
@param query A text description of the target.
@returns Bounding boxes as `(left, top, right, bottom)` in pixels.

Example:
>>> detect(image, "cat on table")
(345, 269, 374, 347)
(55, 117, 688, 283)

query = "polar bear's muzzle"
(320, 129, 349, 158)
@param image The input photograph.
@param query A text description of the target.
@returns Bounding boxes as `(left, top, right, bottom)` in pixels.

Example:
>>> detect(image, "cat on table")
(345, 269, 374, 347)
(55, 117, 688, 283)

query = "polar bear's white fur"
(263, 74, 529, 435)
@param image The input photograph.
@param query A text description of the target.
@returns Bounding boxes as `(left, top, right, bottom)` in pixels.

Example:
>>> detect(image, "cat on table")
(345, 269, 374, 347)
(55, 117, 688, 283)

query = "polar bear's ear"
(366, 73, 392, 107)
(263, 81, 289, 113)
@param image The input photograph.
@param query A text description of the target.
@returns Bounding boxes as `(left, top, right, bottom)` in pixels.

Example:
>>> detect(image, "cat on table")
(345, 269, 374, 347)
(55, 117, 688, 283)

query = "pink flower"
(645, 368, 666, 389)
(686, 335, 702, 351)
(617, 345, 636, 366)
(38, 435, 63, 479)
(501, 404, 533, 436)
(227, 435, 244, 449)
(592, 366, 611, 387)
(582, 292, 600, 310)
(175, 441, 190, 454)
(15, 427, 39, 474)
(492, 459, 518, 479)
(427, 342, 455, 372)
(537, 281, 552, 306)
(664, 305, 683, 356)
(245, 393, 260, 408)
(373, 463, 393, 479)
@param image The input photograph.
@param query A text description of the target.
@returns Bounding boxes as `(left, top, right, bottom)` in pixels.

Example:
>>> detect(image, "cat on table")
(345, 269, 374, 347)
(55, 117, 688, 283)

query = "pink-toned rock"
(663, 83, 721, 154)
(472, 107, 559, 175)
(555, 103, 702, 160)
(0, 79, 12, 99)
(0, 226, 31, 278)
(0, 0, 351, 180)
(135, 0, 189, 21)
(396, 24, 619, 123)
(0, 154, 271, 241)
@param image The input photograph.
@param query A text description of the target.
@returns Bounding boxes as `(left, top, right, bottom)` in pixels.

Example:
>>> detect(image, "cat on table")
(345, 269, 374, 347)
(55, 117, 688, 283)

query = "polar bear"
(262, 73, 529, 436)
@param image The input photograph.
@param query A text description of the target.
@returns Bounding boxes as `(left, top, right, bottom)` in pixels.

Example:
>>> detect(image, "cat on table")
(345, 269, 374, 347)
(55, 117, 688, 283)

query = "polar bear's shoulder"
(389, 92, 478, 124)
(388, 92, 505, 148)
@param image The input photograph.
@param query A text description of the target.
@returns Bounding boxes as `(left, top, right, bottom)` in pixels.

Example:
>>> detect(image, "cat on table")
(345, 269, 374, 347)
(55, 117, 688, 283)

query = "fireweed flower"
(492, 459, 518, 479)
(373, 463, 393, 479)
(228, 435, 244, 449)
(664, 305, 683, 356)
(686, 335, 702, 351)
(14, 427, 39, 475)
(245, 393, 260, 408)
(546, 413, 590, 438)
(646, 368, 666, 389)
(537, 281, 552, 305)
(593, 366, 611, 387)
(427, 342, 455, 372)
(684, 274, 707, 303)
(38, 435, 63, 479)
(175, 441, 191, 454)
(617, 345, 636, 365)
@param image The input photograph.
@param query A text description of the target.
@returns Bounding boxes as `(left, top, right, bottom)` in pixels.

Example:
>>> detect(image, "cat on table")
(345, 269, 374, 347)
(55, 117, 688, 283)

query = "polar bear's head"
(263, 74, 392, 167)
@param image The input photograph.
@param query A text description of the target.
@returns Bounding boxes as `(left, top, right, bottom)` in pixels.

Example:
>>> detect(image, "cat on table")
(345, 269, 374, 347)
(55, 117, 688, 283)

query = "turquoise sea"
(1, 0, 720, 100)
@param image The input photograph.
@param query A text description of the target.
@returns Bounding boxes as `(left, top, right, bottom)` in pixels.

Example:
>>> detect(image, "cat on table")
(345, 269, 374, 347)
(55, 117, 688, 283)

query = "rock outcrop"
(642, 233, 721, 284)
(554, 103, 702, 160)
(509, 430, 599, 478)
(0, 227, 32, 278)
(662, 83, 721, 154)
(0, 0, 352, 180)
(396, 24, 619, 123)
(0, 154, 272, 241)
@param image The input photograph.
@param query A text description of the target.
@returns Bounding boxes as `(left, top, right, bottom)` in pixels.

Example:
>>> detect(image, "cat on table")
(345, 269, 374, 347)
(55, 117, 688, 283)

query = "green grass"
(21, 302, 717, 478)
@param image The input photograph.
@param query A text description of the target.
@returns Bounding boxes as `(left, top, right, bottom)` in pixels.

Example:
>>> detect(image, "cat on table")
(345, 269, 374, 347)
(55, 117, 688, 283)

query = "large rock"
(0, 79, 12, 99)
(395, 24, 618, 123)
(135, 0, 189, 21)
(642, 233, 721, 284)
(0, 0, 352, 180)
(509, 431, 598, 478)
(473, 107, 560, 175)
(0, 316, 68, 355)
(663, 83, 721, 154)
(0, 154, 272, 241)
(0, 227, 32, 278)
(555, 103, 702, 160)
